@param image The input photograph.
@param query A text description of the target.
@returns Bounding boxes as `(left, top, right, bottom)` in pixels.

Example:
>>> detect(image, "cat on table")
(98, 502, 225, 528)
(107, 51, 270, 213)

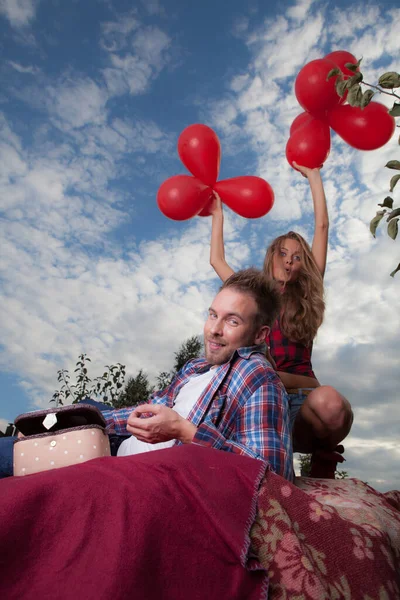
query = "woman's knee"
(305, 386, 352, 430)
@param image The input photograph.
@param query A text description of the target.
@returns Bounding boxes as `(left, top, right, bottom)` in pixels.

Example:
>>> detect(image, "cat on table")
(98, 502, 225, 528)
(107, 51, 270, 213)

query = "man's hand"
(127, 404, 197, 444)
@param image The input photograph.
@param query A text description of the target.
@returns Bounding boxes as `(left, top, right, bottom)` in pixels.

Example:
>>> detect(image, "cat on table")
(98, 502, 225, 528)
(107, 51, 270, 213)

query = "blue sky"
(0, 0, 399, 490)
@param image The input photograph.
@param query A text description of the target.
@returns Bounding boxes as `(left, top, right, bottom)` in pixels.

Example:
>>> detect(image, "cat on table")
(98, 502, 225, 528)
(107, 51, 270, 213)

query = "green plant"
(113, 369, 154, 409)
(51, 353, 126, 406)
(298, 453, 349, 479)
(50, 336, 203, 406)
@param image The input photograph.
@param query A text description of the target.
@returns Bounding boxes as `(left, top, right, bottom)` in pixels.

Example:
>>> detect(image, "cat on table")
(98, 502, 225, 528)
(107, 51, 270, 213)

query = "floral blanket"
(0, 445, 399, 599)
(251, 473, 400, 599)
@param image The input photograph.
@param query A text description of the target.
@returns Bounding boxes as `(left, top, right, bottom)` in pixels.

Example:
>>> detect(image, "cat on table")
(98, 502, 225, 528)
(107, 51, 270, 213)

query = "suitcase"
(13, 403, 111, 476)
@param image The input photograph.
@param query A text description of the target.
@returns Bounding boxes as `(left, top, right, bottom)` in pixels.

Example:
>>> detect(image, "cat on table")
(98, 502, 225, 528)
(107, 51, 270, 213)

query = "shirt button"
(50, 440, 57, 447)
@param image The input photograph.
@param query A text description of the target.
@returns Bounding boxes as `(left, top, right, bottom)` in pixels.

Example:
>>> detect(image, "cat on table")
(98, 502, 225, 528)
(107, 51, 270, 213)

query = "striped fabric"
(103, 346, 293, 481)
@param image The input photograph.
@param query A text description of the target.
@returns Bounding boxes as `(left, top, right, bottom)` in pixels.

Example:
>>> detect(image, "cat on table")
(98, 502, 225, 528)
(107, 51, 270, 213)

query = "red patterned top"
(266, 319, 316, 379)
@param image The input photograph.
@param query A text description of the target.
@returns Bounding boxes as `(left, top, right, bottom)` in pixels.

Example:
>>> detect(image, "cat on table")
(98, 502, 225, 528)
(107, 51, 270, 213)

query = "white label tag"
(43, 413, 58, 430)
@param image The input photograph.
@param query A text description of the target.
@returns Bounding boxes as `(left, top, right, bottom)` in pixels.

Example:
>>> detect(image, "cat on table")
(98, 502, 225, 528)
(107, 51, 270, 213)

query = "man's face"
(204, 288, 267, 365)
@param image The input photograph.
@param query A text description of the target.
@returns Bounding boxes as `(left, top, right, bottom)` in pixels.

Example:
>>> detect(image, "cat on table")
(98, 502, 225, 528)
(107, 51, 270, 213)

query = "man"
(103, 268, 293, 481)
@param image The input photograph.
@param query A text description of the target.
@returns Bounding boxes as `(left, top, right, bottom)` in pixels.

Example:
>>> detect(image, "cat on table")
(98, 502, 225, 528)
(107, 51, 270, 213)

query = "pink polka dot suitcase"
(13, 404, 111, 476)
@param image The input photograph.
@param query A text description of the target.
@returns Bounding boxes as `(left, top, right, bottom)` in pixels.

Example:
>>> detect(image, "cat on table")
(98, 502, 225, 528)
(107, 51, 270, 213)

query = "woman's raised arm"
(295, 162, 329, 278)
(209, 193, 235, 282)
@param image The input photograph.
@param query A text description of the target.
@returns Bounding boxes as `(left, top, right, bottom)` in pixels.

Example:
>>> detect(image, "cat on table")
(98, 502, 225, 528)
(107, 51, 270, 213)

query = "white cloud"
(8, 60, 39, 74)
(101, 20, 171, 97)
(139, 0, 163, 17)
(0, 0, 39, 28)
(286, 0, 318, 22)
(0, 418, 11, 432)
(100, 14, 139, 52)
(0, 220, 217, 405)
(248, 14, 325, 78)
(46, 77, 108, 131)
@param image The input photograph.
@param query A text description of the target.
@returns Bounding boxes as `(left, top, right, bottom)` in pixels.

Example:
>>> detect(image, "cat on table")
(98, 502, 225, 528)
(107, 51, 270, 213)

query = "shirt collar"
(235, 344, 266, 359)
(200, 344, 265, 371)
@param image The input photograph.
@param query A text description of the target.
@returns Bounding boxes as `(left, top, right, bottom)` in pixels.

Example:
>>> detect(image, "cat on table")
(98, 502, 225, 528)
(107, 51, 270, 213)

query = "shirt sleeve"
(102, 407, 136, 435)
(192, 381, 293, 481)
(101, 375, 182, 435)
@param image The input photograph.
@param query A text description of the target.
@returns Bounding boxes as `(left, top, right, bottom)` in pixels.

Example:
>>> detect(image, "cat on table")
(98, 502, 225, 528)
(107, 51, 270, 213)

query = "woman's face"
(272, 238, 302, 286)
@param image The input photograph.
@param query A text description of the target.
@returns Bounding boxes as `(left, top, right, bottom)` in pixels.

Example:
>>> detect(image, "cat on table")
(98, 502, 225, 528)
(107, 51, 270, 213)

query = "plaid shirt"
(103, 346, 293, 481)
(266, 319, 316, 379)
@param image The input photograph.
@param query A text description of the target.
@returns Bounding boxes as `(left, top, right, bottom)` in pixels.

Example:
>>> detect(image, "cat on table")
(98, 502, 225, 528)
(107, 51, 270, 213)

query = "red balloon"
(324, 50, 359, 78)
(325, 50, 359, 104)
(295, 58, 341, 116)
(286, 117, 331, 169)
(327, 102, 396, 151)
(198, 198, 214, 217)
(157, 175, 212, 221)
(214, 177, 274, 219)
(290, 112, 313, 136)
(178, 124, 221, 187)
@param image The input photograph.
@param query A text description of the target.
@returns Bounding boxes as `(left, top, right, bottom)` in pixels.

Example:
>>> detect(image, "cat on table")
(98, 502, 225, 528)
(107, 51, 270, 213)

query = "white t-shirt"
(117, 368, 217, 457)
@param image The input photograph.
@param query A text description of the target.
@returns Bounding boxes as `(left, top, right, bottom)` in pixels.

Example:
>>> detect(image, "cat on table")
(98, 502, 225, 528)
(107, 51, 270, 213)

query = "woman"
(209, 163, 353, 473)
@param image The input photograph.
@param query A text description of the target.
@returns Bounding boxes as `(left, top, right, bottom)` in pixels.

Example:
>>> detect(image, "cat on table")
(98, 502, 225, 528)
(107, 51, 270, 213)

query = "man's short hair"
(220, 268, 281, 330)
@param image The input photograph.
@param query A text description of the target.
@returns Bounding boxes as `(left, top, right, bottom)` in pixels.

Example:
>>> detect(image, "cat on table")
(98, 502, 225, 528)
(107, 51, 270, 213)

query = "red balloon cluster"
(157, 124, 275, 221)
(287, 50, 396, 170)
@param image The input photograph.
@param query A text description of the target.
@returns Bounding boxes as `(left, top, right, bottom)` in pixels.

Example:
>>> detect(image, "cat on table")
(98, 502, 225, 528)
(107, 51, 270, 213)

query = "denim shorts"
(288, 388, 314, 430)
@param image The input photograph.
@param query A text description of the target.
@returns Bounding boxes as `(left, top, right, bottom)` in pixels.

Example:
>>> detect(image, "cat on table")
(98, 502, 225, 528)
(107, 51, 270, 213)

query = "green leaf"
(327, 67, 340, 80)
(378, 196, 393, 209)
(389, 103, 400, 117)
(386, 160, 400, 170)
(335, 79, 347, 98)
(390, 263, 400, 277)
(347, 72, 363, 87)
(370, 211, 386, 237)
(390, 174, 400, 193)
(388, 218, 399, 240)
(344, 62, 360, 72)
(378, 72, 400, 89)
(347, 84, 362, 107)
(387, 208, 400, 222)
(360, 89, 374, 109)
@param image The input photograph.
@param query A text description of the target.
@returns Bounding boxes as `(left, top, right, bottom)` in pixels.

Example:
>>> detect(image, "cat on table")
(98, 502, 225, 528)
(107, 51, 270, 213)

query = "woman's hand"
(209, 191, 223, 216)
(293, 162, 321, 179)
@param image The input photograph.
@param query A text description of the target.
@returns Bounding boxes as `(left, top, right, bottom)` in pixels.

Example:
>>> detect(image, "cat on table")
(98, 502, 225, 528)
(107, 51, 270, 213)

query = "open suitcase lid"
(14, 403, 107, 436)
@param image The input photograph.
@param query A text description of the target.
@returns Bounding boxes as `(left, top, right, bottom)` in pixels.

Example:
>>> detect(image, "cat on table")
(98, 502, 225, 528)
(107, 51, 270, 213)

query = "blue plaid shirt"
(103, 346, 293, 481)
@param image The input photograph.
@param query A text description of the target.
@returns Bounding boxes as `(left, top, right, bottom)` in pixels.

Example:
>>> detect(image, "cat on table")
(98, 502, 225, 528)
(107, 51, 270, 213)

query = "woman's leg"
(292, 385, 353, 454)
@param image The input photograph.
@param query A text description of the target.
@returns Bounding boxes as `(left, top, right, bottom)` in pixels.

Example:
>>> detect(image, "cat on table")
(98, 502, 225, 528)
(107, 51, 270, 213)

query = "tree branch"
(363, 81, 400, 101)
